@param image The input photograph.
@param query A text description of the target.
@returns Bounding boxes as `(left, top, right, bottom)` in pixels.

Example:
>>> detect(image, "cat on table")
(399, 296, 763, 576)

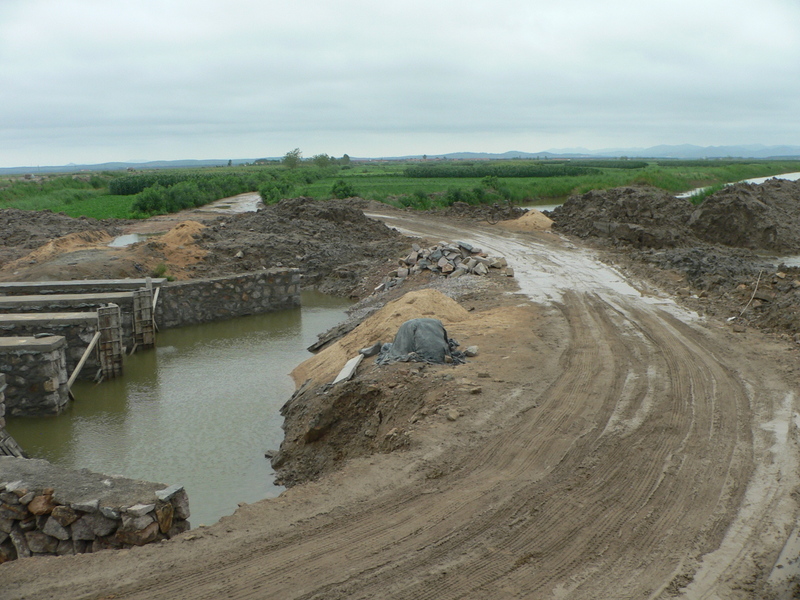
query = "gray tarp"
(375, 318, 465, 365)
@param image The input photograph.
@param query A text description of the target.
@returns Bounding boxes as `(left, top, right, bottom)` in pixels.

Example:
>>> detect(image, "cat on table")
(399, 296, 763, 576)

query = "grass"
(2, 159, 800, 219)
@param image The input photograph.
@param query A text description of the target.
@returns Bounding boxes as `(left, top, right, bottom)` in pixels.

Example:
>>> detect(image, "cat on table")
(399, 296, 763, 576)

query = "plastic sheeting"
(376, 318, 465, 365)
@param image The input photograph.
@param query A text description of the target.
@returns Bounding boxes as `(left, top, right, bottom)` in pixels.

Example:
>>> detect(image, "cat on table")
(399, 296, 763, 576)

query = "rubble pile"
(376, 241, 511, 293)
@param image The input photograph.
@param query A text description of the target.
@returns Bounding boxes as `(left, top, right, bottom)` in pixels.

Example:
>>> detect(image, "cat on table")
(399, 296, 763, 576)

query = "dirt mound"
(499, 208, 553, 232)
(5, 230, 113, 269)
(0, 199, 408, 297)
(275, 289, 543, 488)
(194, 197, 408, 295)
(551, 186, 695, 248)
(0, 208, 120, 266)
(688, 179, 800, 253)
(291, 289, 470, 387)
(552, 180, 800, 254)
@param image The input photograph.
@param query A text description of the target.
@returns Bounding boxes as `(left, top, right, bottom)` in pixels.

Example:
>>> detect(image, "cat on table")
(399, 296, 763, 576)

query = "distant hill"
(394, 145, 800, 161)
(0, 158, 260, 176)
(3, 144, 800, 175)
(541, 144, 800, 160)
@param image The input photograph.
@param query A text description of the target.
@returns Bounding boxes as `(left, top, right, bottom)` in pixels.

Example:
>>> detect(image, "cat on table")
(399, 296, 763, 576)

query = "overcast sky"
(1, 0, 799, 167)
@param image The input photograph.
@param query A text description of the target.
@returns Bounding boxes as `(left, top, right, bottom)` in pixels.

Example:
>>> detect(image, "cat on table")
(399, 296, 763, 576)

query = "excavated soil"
(2, 189, 800, 598)
(0, 198, 407, 297)
(549, 181, 800, 341)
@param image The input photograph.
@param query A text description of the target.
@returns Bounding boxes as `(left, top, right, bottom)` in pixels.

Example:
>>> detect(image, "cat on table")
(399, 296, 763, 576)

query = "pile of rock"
(376, 242, 513, 292)
(0, 457, 190, 562)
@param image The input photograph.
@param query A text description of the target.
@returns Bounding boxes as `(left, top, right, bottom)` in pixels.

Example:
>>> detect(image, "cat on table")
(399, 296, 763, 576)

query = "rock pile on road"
(375, 241, 512, 293)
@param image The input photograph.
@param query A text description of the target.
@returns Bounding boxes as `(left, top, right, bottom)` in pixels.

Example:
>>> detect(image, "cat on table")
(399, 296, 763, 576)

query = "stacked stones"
(377, 242, 513, 292)
(156, 268, 301, 329)
(0, 336, 69, 417)
(0, 373, 5, 430)
(0, 315, 101, 381)
(0, 459, 190, 563)
(0, 374, 25, 458)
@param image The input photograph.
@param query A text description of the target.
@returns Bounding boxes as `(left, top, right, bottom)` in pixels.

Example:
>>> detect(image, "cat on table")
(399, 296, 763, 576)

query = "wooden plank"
(67, 331, 101, 389)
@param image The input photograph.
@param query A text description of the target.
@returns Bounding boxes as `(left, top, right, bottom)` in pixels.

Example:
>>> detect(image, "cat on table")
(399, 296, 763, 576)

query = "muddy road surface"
(3, 211, 800, 599)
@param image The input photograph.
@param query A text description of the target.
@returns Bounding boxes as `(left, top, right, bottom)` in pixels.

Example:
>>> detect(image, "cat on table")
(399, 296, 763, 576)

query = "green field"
(2, 159, 800, 219)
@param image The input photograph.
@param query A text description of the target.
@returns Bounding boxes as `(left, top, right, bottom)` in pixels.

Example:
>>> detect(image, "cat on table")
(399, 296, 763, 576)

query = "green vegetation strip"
(2, 159, 799, 219)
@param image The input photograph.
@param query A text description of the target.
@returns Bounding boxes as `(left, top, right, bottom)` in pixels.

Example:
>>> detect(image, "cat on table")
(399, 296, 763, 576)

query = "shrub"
(331, 179, 357, 199)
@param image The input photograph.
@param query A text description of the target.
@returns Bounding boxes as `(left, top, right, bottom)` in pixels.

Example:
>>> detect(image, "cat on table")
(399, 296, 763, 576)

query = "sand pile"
(291, 289, 470, 386)
(500, 209, 553, 232)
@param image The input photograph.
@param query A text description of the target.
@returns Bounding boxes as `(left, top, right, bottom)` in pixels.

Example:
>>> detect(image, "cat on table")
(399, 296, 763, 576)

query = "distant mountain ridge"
(2, 144, 799, 174)
(419, 144, 800, 160)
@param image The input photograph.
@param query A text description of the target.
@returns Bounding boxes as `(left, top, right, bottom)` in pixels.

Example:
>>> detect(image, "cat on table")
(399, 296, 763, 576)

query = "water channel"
(6, 291, 351, 527)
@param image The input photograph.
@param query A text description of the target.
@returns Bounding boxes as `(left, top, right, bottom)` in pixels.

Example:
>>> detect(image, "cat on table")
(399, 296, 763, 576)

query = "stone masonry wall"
(0, 337, 70, 417)
(0, 296, 135, 349)
(0, 457, 189, 563)
(156, 268, 301, 329)
(0, 319, 99, 381)
(0, 374, 5, 431)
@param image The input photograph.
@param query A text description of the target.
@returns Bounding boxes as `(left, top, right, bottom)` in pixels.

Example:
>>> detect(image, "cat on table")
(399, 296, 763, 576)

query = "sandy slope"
(2, 213, 799, 599)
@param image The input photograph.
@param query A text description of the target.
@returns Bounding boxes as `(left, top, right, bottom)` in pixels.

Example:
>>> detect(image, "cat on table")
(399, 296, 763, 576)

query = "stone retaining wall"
(0, 457, 190, 563)
(0, 374, 5, 430)
(0, 336, 69, 417)
(156, 268, 301, 329)
(0, 374, 25, 458)
(0, 294, 135, 349)
(0, 314, 100, 381)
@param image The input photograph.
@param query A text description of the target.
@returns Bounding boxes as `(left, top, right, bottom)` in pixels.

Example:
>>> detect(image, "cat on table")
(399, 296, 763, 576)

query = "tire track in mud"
(4, 213, 795, 600)
(108, 289, 754, 600)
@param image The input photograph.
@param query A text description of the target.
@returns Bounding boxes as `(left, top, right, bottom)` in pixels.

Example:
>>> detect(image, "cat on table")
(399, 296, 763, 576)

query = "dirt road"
(3, 212, 799, 599)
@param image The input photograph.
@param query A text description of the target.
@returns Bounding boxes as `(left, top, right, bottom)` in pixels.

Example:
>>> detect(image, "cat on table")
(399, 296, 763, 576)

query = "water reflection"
(6, 292, 351, 526)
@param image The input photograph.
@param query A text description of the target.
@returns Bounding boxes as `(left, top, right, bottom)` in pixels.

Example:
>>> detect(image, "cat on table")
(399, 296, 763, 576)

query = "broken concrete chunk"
(465, 346, 479, 357)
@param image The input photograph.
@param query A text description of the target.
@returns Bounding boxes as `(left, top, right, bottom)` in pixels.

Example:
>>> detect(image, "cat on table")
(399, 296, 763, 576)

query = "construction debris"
(375, 242, 511, 292)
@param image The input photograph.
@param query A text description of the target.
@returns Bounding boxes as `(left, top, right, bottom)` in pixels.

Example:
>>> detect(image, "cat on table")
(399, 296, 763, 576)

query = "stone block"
(155, 502, 173, 534)
(71, 499, 99, 513)
(115, 521, 160, 547)
(121, 513, 154, 532)
(0, 502, 27, 520)
(56, 539, 75, 556)
(155, 484, 184, 502)
(28, 493, 56, 515)
(42, 516, 70, 540)
(126, 503, 155, 517)
(69, 516, 95, 541)
(25, 530, 59, 553)
(171, 489, 191, 520)
(51, 505, 79, 526)
(84, 512, 118, 537)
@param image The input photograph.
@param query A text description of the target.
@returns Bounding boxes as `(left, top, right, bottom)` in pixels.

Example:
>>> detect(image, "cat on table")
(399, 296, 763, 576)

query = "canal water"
(6, 291, 351, 527)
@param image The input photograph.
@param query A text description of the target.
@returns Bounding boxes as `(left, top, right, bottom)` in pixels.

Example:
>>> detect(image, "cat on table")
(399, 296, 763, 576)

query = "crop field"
(2, 158, 800, 219)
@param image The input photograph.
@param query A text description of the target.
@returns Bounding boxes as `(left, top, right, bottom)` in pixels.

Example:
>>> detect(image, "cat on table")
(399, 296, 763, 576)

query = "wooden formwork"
(132, 287, 155, 351)
(98, 304, 123, 380)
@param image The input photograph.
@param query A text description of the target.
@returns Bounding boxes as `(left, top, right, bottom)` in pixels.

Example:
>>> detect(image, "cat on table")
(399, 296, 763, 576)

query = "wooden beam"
(67, 330, 101, 389)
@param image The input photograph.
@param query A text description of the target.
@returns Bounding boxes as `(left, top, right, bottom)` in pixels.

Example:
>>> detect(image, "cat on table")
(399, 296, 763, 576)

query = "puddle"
(197, 192, 263, 213)
(108, 233, 152, 247)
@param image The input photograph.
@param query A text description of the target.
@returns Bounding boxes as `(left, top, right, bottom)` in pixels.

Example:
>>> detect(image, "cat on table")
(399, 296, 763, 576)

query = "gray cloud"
(1, 0, 799, 166)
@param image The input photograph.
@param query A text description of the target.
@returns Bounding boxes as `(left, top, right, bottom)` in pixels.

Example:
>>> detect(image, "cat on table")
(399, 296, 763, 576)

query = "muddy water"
(6, 291, 351, 526)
